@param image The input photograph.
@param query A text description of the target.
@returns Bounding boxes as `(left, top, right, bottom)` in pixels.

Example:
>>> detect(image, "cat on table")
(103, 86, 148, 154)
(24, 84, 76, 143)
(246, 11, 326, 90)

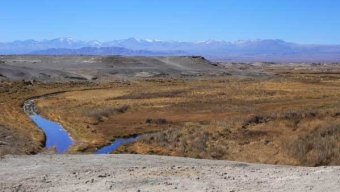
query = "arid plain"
(2, 55, 340, 191)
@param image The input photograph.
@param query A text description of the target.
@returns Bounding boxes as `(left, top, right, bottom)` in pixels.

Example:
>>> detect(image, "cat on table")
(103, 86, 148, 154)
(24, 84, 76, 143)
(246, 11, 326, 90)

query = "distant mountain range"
(2, 37, 340, 62)
(31, 47, 186, 56)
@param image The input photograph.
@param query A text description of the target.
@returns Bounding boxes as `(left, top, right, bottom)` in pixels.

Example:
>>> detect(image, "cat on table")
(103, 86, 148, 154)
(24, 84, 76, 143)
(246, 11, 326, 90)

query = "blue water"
(27, 103, 138, 154)
(29, 110, 73, 153)
(94, 136, 139, 154)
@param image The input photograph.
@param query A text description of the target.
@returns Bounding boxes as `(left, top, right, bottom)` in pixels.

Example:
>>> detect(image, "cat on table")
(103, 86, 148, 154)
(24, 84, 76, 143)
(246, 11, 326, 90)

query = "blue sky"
(1, 0, 340, 44)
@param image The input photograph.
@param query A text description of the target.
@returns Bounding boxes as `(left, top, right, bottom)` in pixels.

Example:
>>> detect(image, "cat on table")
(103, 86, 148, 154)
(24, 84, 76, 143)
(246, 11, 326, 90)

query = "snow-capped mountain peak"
(88, 40, 102, 46)
(55, 37, 78, 43)
(230, 39, 262, 44)
(145, 39, 164, 43)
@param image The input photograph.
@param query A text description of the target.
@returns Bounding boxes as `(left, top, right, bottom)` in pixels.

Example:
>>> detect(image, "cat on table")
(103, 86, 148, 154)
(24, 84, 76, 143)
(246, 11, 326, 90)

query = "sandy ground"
(1, 154, 340, 192)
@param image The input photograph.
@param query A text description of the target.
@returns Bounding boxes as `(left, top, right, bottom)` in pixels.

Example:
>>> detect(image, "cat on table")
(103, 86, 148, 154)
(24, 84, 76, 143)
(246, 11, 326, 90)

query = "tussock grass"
(106, 90, 186, 100)
(286, 123, 340, 166)
(83, 104, 130, 121)
(137, 126, 224, 159)
(115, 107, 340, 165)
(34, 73, 340, 164)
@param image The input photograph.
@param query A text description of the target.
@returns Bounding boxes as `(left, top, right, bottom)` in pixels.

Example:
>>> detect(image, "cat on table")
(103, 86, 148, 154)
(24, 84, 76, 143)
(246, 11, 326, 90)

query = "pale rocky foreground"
(1, 154, 340, 192)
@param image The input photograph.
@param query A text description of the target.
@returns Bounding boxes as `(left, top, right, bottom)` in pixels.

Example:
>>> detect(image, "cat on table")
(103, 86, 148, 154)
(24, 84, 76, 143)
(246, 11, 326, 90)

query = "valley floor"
(2, 55, 340, 191)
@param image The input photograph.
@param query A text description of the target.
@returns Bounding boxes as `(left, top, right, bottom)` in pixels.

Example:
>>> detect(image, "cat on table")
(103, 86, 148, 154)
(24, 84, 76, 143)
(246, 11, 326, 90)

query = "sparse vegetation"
(115, 107, 340, 165)
(83, 104, 130, 122)
(106, 90, 186, 100)
(287, 123, 340, 166)
(3, 59, 340, 166)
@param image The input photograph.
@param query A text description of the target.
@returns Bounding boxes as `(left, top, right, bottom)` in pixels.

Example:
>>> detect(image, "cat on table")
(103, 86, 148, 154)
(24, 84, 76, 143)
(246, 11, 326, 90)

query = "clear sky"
(1, 0, 340, 44)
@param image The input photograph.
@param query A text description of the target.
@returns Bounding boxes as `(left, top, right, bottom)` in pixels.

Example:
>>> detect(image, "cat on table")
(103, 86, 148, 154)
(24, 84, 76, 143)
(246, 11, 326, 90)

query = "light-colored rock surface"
(1, 154, 340, 192)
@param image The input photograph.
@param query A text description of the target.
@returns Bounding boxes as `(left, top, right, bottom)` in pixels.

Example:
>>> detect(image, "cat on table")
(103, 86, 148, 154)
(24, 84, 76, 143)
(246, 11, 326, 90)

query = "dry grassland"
(34, 72, 340, 166)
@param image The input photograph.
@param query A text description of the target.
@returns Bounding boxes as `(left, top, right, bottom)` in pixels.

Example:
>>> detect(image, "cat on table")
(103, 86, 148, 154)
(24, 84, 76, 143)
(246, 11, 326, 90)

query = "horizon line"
(2, 37, 340, 46)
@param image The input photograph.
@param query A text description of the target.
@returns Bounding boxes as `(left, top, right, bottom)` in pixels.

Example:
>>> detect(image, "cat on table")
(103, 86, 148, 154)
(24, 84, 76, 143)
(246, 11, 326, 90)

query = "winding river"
(23, 99, 138, 154)
(93, 136, 139, 154)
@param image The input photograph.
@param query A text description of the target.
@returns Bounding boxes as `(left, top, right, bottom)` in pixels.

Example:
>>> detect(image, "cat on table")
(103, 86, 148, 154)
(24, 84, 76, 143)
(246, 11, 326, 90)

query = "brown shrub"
(286, 123, 340, 166)
(145, 118, 167, 124)
(83, 104, 130, 121)
(105, 90, 186, 101)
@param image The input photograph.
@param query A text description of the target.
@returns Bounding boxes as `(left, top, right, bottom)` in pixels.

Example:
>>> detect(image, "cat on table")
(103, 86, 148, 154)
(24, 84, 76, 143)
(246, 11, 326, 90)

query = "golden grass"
(32, 73, 340, 166)
(286, 122, 340, 166)
(3, 67, 340, 166)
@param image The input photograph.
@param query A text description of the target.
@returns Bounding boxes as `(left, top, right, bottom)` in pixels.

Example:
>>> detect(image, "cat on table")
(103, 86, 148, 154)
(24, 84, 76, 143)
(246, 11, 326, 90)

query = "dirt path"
(1, 154, 339, 192)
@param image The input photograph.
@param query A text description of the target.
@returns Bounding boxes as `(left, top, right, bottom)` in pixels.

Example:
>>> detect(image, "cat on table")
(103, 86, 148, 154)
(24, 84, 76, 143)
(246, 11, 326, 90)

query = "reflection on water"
(94, 136, 139, 154)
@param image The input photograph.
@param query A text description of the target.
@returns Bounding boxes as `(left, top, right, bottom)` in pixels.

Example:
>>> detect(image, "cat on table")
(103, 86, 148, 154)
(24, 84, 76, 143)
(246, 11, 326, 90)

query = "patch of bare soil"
(1, 154, 339, 192)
